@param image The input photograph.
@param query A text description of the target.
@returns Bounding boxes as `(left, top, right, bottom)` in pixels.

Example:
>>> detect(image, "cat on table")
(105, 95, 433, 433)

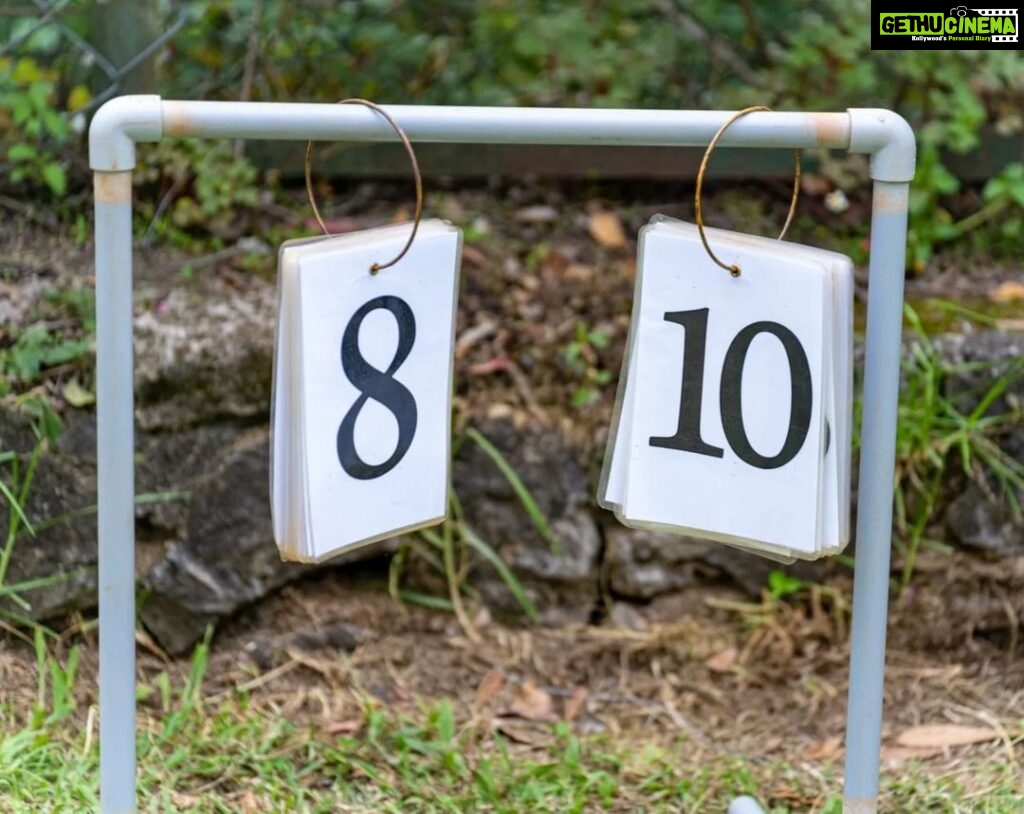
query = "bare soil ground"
(2, 553, 1022, 810)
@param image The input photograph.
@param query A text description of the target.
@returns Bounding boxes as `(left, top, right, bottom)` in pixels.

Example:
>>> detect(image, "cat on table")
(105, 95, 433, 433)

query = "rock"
(605, 524, 828, 600)
(133, 277, 276, 431)
(138, 429, 309, 653)
(244, 622, 370, 670)
(946, 483, 1024, 555)
(604, 527, 711, 599)
(606, 601, 648, 631)
(703, 546, 830, 598)
(454, 419, 601, 625)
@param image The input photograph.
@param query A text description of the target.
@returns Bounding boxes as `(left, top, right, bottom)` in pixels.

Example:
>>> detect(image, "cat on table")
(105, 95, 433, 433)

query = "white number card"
(271, 220, 462, 561)
(599, 217, 852, 560)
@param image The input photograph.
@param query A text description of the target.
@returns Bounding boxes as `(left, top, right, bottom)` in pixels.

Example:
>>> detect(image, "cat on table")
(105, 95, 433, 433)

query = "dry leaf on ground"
(588, 211, 627, 249)
(474, 669, 506, 709)
(564, 686, 588, 722)
(895, 724, 999, 748)
(881, 745, 944, 767)
(325, 718, 363, 736)
(704, 647, 739, 673)
(988, 281, 1024, 303)
(805, 736, 843, 761)
(507, 681, 557, 722)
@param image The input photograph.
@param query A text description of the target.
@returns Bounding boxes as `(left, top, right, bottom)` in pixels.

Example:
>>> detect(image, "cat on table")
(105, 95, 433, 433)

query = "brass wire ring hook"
(695, 106, 802, 278)
(304, 99, 424, 274)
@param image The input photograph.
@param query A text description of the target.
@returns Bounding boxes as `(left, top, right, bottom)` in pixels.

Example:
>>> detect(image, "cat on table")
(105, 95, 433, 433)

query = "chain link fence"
(1, 0, 185, 118)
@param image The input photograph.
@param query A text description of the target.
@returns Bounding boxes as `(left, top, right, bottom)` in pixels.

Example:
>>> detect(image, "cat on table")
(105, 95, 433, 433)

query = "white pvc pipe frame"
(90, 97, 915, 814)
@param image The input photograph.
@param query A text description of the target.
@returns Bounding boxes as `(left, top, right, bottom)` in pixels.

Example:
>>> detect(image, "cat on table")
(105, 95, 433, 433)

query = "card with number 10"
(599, 217, 853, 561)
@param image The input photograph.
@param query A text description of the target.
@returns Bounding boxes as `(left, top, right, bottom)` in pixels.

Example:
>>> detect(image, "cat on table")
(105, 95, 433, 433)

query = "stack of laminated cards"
(272, 220, 462, 562)
(599, 216, 853, 561)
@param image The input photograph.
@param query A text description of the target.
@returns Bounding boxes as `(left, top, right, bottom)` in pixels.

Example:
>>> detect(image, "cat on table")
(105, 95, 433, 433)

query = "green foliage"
(0, 326, 89, 397)
(734, 0, 1024, 268)
(0, 283, 95, 398)
(766, 570, 805, 600)
(563, 322, 612, 409)
(892, 304, 1024, 588)
(172, 0, 780, 109)
(0, 57, 73, 196)
(4, 0, 1022, 263)
(136, 138, 262, 242)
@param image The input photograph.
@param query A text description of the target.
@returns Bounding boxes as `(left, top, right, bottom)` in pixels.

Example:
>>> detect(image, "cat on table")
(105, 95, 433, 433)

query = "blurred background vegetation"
(2, 0, 1023, 268)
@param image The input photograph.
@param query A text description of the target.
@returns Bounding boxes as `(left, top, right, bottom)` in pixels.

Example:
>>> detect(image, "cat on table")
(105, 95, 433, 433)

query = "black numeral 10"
(651, 308, 812, 470)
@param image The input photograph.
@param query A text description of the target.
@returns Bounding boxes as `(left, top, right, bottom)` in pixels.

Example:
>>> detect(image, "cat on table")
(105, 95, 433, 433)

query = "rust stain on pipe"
(93, 172, 132, 204)
(813, 114, 851, 149)
(163, 101, 190, 137)
(872, 182, 910, 215)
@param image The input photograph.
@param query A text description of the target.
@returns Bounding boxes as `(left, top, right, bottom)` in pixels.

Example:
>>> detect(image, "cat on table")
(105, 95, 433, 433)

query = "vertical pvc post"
(843, 181, 910, 814)
(728, 796, 767, 814)
(94, 171, 137, 813)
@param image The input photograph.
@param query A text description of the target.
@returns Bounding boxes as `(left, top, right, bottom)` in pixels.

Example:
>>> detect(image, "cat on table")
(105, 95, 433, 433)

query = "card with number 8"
(271, 221, 462, 561)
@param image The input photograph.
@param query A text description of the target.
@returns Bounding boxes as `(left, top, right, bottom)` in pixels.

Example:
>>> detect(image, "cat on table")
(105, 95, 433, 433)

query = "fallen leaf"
(474, 670, 506, 709)
(801, 174, 831, 197)
(704, 647, 738, 673)
(989, 281, 1024, 303)
(805, 736, 843, 761)
(564, 264, 593, 282)
(62, 378, 95, 408)
(461, 245, 488, 267)
(588, 211, 627, 249)
(326, 718, 363, 736)
(134, 629, 169, 660)
(564, 686, 588, 722)
(540, 249, 570, 275)
(467, 357, 510, 376)
(995, 318, 1024, 331)
(491, 716, 555, 746)
(895, 724, 999, 749)
(508, 681, 557, 722)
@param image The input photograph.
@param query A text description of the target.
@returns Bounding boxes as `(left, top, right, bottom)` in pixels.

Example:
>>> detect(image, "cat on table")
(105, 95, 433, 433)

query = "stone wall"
(2, 271, 1021, 653)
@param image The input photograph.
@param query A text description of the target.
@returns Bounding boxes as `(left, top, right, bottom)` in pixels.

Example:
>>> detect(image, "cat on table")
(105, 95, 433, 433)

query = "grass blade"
(460, 523, 539, 623)
(464, 427, 558, 551)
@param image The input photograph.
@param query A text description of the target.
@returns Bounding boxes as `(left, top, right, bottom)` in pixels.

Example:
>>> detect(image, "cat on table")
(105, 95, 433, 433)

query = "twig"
(736, 0, 770, 63)
(234, 0, 263, 157)
(0, 194, 58, 228)
(142, 174, 191, 249)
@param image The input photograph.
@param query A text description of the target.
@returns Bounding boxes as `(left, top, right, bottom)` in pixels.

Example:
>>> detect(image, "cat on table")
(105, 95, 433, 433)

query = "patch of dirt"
(3, 556, 1022, 799)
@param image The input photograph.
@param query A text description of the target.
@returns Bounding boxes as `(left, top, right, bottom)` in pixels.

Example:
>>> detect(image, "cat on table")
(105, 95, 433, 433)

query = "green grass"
(0, 639, 1020, 813)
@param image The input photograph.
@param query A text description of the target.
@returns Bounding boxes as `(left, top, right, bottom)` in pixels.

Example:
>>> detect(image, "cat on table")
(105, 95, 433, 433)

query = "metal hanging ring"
(695, 106, 801, 278)
(304, 99, 424, 274)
